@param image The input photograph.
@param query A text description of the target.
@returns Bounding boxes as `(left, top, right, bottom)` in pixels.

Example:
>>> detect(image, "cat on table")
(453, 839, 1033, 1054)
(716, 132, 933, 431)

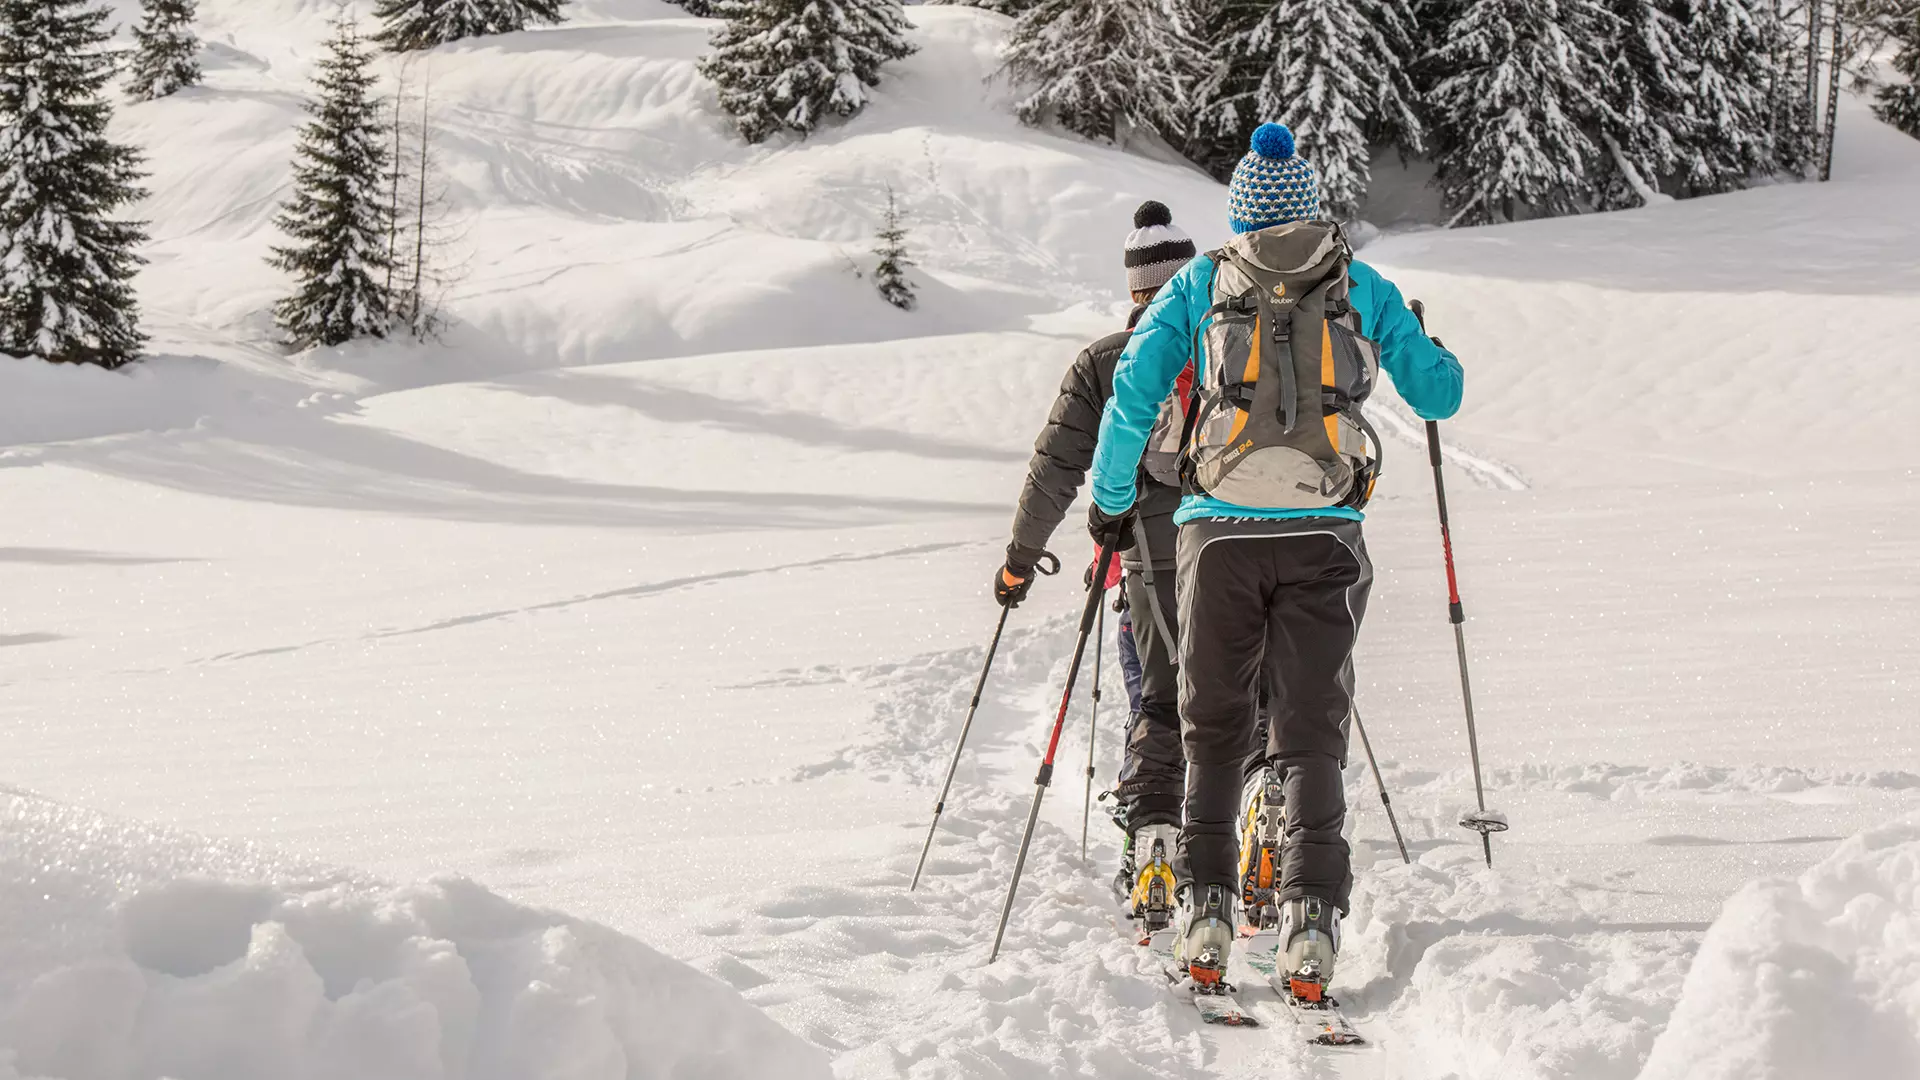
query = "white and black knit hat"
(1123, 201, 1197, 293)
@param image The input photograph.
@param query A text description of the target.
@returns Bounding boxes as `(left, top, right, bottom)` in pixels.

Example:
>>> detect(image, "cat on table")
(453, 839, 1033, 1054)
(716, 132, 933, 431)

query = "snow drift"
(0, 789, 828, 1080)
(1637, 814, 1920, 1080)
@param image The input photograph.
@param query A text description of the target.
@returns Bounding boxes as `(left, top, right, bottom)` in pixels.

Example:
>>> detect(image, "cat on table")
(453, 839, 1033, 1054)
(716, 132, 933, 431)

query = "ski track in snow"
(673, 621, 1916, 1077)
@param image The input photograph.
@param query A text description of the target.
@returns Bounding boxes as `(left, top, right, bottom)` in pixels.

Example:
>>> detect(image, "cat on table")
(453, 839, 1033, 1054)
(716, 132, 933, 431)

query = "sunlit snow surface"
(0, 790, 827, 1079)
(3, 1, 1919, 1077)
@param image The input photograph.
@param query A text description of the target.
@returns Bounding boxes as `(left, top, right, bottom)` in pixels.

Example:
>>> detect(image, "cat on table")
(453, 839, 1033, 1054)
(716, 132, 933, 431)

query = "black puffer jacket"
(1007, 309, 1180, 573)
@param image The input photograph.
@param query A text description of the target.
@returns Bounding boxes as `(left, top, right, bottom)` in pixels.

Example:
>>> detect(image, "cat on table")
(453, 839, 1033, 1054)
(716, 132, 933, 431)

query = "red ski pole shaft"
(990, 540, 1118, 962)
(1412, 300, 1495, 869)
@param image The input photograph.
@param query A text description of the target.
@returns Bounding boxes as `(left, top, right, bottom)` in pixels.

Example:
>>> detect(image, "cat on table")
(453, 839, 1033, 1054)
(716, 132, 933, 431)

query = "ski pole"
(990, 539, 1117, 962)
(1409, 300, 1506, 868)
(1351, 707, 1410, 866)
(1081, 597, 1105, 861)
(911, 551, 1060, 891)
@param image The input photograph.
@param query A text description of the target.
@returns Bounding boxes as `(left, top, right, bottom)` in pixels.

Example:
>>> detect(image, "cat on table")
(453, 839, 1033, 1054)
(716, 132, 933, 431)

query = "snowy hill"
(0, 789, 827, 1079)
(3, 1, 1920, 1078)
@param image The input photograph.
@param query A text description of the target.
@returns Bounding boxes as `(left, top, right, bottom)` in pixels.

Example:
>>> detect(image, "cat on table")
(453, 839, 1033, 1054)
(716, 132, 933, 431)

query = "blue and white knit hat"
(1226, 123, 1321, 233)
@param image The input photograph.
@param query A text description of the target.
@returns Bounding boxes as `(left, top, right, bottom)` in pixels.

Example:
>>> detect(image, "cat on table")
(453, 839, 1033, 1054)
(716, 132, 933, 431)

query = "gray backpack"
(1175, 221, 1382, 510)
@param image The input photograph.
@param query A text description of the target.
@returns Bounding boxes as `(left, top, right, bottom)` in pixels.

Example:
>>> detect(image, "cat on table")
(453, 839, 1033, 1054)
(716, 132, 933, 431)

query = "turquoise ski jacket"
(1090, 255, 1464, 524)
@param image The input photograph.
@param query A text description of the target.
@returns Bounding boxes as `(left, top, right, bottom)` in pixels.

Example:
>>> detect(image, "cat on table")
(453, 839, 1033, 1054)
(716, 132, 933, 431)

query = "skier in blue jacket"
(1085, 123, 1463, 997)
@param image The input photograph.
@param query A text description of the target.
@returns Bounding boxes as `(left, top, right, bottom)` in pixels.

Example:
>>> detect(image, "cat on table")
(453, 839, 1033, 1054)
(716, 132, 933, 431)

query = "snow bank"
(0, 790, 828, 1080)
(1637, 814, 1920, 1080)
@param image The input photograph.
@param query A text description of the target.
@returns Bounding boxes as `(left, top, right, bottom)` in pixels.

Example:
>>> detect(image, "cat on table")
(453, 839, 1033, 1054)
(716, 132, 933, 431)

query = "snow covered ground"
(3, 2, 1919, 1077)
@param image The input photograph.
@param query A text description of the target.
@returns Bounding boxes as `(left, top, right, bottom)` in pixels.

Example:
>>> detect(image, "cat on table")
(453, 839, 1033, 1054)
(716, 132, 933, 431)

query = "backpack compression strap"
(1216, 246, 1302, 433)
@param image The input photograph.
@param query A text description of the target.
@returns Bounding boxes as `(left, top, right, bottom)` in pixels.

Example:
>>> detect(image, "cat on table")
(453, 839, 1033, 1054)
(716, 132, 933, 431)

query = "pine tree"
(1220, 0, 1424, 219)
(374, 0, 568, 52)
(1000, 0, 1207, 145)
(700, 0, 916, 144)
(126, 0, 202, 101)
(1190, 0, 1272, 179)
(1874, 6, 1920, 137)
(873, 186, 915, 310)
(0, 0, 149, 367)
(268, 17, 395, 349)
(1674, 0, 1780, 193)
(1592, 0, 1686, 207)
(1428, 0, 1616, 224)
(663, 0, 716, 13)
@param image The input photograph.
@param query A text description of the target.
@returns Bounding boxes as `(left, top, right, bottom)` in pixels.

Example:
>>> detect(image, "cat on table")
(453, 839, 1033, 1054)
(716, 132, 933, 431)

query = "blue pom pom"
(1249, 123, 1295, 160)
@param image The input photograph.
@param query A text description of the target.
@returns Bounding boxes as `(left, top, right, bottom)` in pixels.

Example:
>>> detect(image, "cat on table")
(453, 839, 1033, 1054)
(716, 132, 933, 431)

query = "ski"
(1272, 987, 1366, 1045)
(1139, 924, 1261, 1026)
(1242, 929, 1367, 1045)
(1163, 967, 1261, 1026)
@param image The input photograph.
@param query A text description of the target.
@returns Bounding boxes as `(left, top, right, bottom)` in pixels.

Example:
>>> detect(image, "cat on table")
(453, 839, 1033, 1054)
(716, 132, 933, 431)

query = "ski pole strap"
(1033, 551, 1062, 576)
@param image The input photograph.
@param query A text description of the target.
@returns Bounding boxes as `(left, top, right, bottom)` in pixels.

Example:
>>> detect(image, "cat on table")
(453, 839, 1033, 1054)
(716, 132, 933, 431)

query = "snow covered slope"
(3, 1, 1919, 1078)
(0, 789, 826, 1080)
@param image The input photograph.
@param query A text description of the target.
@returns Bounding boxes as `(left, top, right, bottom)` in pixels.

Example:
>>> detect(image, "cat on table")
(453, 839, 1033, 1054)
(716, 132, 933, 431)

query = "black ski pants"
(1115, 568, 1184, 828)
(1175, 517, 1372, 914)
(1115, 569, 1273, 831)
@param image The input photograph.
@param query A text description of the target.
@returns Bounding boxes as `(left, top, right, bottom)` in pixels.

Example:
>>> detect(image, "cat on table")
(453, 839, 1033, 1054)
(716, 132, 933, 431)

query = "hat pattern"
(1227, 123, 1321, 233)
(1124, 200, 1197, 293)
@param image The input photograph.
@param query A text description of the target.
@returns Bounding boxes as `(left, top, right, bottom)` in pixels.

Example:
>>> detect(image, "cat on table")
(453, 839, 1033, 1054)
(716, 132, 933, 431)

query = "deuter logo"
(1272, 283, 1288, 298)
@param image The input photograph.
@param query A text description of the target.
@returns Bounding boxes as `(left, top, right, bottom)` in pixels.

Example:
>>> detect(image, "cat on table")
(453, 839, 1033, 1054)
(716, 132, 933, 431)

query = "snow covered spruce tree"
(700, 0, 916, 143)
(0, 0, 149, 367)
(1874, 7, 1920, 137)
(1427, 0, 1615, 223)
(1591, 0, 1685, 207)
(268, 17, 395, 349)
(1203, 0, 1424, 218)
(999, 0, 1206, 145)
(873, 186, 915, 310)
(126, 0, 203, 102)
(1673, 0, 1780, 194)
(1187, 0, 1272, 177)
(374, 0, 568, 52)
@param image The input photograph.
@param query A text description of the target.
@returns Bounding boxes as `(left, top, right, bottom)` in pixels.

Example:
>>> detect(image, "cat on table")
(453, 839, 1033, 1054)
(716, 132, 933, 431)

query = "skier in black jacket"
(993, 202, 1214, 926)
